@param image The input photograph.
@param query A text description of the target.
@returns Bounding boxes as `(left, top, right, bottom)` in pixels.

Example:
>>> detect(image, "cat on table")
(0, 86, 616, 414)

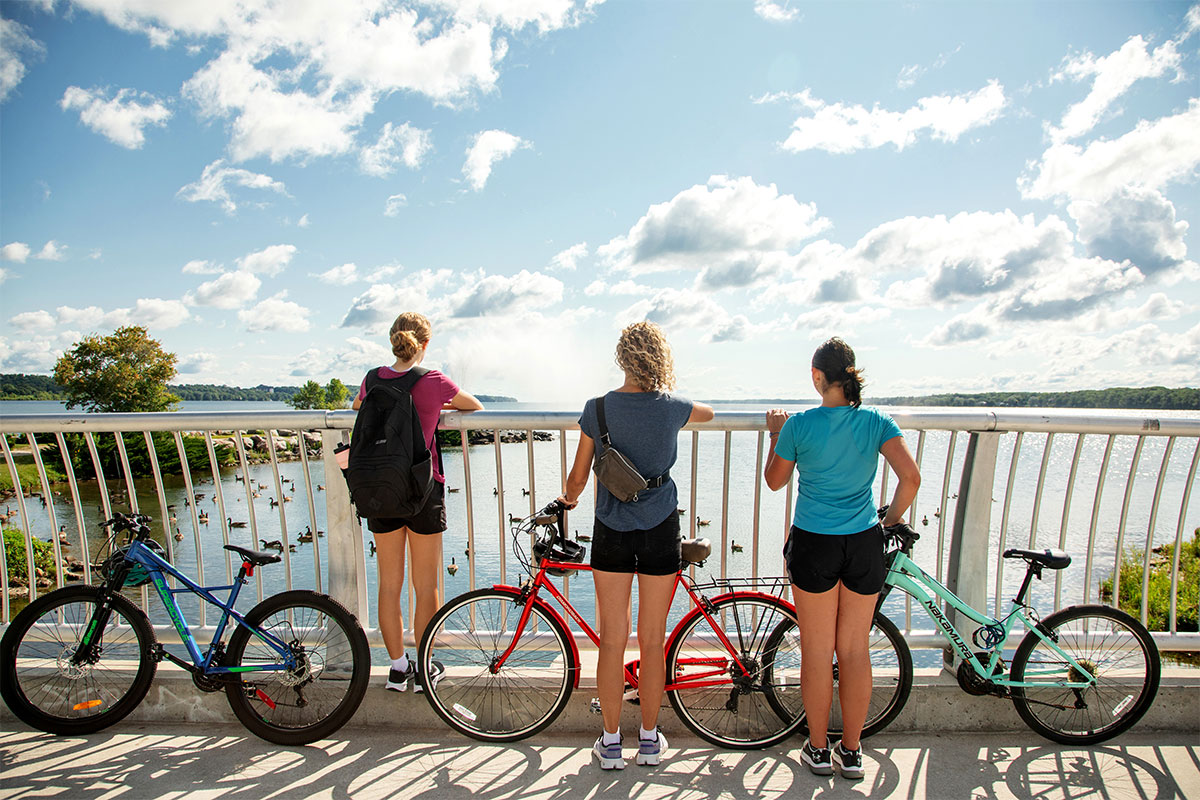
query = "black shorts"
(366, 482, 446, 535)
(784, 524, 885, 595)
(590, 512, 681, 576)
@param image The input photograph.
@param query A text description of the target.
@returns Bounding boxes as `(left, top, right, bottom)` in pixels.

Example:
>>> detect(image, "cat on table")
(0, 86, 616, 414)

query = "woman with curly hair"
(764, 337, 919, 780)
(352, 312, 483, 694)
(559, 321, 713, 770)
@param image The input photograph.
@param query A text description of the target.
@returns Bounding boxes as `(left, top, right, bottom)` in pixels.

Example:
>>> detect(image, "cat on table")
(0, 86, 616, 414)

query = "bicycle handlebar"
(102, 513, 153, 534)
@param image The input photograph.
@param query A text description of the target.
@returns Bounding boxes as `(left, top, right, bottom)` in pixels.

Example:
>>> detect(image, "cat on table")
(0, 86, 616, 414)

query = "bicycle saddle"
(224, 544, 282, 566)
(1002, 548, 1071, 570)
(681, 538, 711, 565)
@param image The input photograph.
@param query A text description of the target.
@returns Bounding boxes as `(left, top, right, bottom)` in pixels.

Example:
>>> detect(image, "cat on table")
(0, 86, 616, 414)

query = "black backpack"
(345, 367, 438, 519)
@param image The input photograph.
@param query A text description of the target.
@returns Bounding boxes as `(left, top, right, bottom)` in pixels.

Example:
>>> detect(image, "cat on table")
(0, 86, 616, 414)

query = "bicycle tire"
(665, 593, 802, 749)
(224, 590, 370, 745)
(0, 585, 157, 735)
(762, 610, 912, 740)
(1010, 604, 1160, 744)
(418, 588, 576, 742)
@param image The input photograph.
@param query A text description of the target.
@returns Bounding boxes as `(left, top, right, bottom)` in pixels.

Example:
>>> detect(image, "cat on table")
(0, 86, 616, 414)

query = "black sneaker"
(414, 660, 445, 694)
(385, 660, 416, 692)
(832, 740, 864, 780)
(800, 738, 833, 776)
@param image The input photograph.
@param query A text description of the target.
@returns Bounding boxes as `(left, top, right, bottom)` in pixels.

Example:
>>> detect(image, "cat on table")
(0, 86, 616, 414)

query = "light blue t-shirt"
(774, 405, 902, 534)
(579, 391, 693, 531)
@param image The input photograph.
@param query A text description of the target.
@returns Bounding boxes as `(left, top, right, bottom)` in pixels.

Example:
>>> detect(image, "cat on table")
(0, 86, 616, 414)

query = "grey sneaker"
(384, 661, 416, 692)
(414, 660, 445, 694)
(800, 738, 833, 775)
(592, 736, 625, 770)
(636, 729, 668, 766)
(832, 740, 864, 779)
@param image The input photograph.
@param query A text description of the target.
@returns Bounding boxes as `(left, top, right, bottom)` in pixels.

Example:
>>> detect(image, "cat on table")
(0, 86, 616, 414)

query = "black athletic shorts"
(784, 524, 885, 595)
(367, 482, 446, 535)
(590, 512, 681, 576)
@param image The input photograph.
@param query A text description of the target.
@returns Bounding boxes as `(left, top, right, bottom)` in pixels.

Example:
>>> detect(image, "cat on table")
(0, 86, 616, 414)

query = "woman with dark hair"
(764, 337, 920, 780)
(353, 312, 483, 693)
(558, 321, 713, 770)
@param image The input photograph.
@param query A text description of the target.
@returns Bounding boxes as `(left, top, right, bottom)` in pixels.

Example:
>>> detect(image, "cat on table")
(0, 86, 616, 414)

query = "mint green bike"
(763, 520, 1160, 745)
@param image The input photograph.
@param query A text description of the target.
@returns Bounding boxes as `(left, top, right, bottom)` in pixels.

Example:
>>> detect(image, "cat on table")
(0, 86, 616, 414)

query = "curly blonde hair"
(615, 321, 676, 392)
(389, 312, 432, 361)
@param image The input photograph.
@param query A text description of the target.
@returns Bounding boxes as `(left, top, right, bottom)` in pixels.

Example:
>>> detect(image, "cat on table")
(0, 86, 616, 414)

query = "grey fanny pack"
(591, 395, 668, 503)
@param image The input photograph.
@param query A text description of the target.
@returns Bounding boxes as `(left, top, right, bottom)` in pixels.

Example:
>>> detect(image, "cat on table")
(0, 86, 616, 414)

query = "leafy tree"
(53, 327, 179, 413)
(325, 378, 350, 409)
(287, 380, 328, 410)
(4, 529, 57, 586)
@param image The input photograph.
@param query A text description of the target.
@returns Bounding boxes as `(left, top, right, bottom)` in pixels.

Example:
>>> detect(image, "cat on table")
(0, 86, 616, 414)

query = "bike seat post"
(1012, 560, 1041, 607)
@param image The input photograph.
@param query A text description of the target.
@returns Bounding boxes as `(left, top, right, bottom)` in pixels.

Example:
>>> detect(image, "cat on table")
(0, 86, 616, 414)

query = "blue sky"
(1, 0, 1198, 403)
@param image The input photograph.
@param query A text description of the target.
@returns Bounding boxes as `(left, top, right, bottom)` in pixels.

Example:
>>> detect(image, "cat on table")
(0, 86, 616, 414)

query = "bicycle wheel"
(224, 590, 370, 745)
(418, 588, 576, 742)
(665, 593, 802, 749)
(0, 585, 157, 735)
(1010, 604, 1160, 744)
(762, 610, 912, 740)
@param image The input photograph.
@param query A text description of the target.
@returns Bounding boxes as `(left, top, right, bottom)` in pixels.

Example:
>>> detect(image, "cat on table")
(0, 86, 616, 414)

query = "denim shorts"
(366, 482, 446, 535)
(784, 524, 885, 595)
(589, 512, 681, 576)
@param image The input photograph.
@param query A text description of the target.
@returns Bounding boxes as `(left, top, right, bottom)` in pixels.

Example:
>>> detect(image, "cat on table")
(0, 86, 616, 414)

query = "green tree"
(53, 326, 179, 412)
(325, 378, 350, 409)
(287, 380, 328, 410)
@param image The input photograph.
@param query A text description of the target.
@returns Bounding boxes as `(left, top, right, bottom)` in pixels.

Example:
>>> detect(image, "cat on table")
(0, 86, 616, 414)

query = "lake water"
(3, 400, 1197, 668)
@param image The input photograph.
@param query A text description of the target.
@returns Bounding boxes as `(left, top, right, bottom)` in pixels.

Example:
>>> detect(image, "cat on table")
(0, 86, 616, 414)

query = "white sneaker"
(592, 736, 625, 770)
(636, 730, 668, 766)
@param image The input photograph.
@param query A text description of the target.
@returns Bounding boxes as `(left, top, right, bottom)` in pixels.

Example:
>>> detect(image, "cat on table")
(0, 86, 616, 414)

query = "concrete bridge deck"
(1, 722, 1196, 800)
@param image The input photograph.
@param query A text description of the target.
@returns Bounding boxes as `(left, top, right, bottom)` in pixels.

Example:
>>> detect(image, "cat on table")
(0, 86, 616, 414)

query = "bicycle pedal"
(589, 697, 603, 714)
(623, 689, 641, 705)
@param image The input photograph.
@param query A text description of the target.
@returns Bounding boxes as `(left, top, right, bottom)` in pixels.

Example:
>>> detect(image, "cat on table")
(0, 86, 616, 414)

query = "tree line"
(868, 387, 1200, 410)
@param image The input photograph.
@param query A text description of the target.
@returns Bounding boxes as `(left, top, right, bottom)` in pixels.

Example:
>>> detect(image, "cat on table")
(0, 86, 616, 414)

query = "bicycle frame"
(493, 557, 776, 693)
(98, 539, 297, 676)
(884, 550, 1098, 690)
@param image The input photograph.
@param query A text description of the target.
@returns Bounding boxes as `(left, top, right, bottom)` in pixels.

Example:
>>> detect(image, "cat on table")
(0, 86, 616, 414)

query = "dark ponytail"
(812, 337, 865, 408)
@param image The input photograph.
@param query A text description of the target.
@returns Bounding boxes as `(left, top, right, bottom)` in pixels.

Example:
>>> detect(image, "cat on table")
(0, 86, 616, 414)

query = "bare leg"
(792, 583, 839, 748)
(406, 531, 444, 647)
(833, 583, 878, 750)
(634, 572, 676, 731)
(373, 527, 410, 660)
(593, 569, 634, 736)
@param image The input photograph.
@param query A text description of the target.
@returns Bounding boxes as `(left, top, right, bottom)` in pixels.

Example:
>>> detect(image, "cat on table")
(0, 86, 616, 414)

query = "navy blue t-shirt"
(578, 391, 693, 531)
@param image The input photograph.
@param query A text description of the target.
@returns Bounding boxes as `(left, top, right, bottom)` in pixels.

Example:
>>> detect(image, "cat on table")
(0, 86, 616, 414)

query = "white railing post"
(322, 430, 368, 622)
(943, 431, 1000, 671)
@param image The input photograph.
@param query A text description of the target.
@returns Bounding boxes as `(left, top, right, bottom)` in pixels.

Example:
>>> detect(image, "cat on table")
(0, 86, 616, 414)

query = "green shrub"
(4, 529, 57, 585)
(1100, 528, 1199, 632)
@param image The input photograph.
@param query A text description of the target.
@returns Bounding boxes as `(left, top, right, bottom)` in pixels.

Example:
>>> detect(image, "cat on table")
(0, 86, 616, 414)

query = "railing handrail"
(3, 407, 1198, 436)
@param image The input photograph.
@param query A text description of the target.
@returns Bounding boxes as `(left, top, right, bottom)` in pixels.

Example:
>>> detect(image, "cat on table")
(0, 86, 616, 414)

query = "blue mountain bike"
(1, 513, 370, 745)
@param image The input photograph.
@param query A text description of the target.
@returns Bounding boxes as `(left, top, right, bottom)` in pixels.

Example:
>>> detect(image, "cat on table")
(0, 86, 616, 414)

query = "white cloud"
(896, 44, 962, 90)
(177, 159, 289, 214)
(236, 244, 297, 276)
(239, 292, 311, 332)
(1049, 36, 1183, 143)
(770, 81, 1006, 153)
(0, 18, 44, 103)
(1, 242, 31, 262)
(463, 130, 529, 191)
(297, 213, 311, 227)
(0, 268, 8, 285)
(316, 263, 359, 285)
(753, 1, 798, 23)
(360, 121, 433, 176)
(1069, 187, 1192, 275)
(35, 240, 66, 261)
(182, 259, 223, 275)
(340, 270, 456, 329)
(177, 352, 218, 374)
(127, 298, 191, 329)
(12, 300, 189, 334)
(584, 278, 655, 296)
(60, 86, 171, 149)
(1021, 99, 1200, 202)
(184, 270, 262, 309)
(549, 242, 587, 271)
(448, 269, 562, 316)
(384, 193, 408, 216)
(10, 310, 56, 332)
(599, 175, 829, 285)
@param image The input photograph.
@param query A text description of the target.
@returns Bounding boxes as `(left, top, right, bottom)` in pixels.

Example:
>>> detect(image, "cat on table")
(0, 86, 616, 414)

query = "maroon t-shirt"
(357, 366, 459, 482)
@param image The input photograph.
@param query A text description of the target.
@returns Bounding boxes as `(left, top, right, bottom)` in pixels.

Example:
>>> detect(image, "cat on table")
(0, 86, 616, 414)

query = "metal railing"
(1, 408, 1197, 652)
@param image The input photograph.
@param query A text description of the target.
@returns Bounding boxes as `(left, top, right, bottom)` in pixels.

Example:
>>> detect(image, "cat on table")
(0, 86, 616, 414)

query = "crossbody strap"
(595, 394, 613, 449)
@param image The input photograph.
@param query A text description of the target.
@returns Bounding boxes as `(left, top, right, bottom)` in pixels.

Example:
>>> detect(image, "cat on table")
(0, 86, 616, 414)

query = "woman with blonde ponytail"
(352, 312, 482, 693)
(763, 337, 920, 781)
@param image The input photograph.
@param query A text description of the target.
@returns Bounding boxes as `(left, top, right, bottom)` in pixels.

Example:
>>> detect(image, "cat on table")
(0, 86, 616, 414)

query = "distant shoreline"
(706, 386, 1198, 410)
